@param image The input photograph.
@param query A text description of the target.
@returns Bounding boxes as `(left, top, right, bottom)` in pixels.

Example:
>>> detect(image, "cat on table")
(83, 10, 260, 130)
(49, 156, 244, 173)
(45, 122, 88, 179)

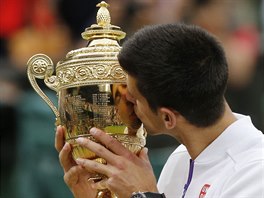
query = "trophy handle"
(27, 54, 60, 120)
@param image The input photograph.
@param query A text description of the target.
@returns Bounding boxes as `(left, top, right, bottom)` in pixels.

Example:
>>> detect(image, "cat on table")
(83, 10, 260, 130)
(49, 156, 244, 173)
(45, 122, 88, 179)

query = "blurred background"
(0, 0, 263, 197)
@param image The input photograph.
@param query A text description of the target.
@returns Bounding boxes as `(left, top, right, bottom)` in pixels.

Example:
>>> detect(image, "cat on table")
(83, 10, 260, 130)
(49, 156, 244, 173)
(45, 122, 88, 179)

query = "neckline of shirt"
(194, 113, 254, 164)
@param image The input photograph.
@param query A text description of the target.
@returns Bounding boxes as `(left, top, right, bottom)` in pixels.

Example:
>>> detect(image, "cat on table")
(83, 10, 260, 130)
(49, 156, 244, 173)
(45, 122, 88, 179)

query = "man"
(55, 23, 264, 198)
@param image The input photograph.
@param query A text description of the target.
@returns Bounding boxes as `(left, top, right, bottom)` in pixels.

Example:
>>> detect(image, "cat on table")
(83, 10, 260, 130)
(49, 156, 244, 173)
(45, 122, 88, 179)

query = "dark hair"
(118, 23, 228, 127)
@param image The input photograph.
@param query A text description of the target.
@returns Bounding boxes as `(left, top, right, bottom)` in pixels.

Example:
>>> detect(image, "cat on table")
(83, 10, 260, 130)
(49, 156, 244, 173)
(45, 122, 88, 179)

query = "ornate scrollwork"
(27, 54, 54, 79)
(55, 63, 126, 89)
(27, 54, 59, 117)
(32, 59, 46, 74)
(57, 68, 75, 84)
(75, 66, 93, 81)
(110, 64, 126, 79)
(92, 64, 111, 79)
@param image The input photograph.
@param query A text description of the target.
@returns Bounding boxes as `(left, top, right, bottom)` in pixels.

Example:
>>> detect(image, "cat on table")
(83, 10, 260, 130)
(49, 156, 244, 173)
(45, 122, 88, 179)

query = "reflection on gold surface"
(59, 84, 146, 162)
(112, 84, 142, 135)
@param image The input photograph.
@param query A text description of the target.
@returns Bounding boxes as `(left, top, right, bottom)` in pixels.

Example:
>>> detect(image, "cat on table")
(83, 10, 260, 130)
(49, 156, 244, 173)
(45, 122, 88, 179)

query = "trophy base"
(97, 189, 117, 198)
(66, 133, 146, 198)
(88, 174, 117, 198)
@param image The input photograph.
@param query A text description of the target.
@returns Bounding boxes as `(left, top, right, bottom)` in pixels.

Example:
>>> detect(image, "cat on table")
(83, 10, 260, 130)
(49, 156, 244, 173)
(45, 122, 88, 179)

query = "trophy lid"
(54, 1, 127, 91)
(82, 1, 126, 41)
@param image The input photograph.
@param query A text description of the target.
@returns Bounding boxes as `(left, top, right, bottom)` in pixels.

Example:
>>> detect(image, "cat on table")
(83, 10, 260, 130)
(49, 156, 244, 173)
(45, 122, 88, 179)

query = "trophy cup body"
(27, 2, 146, 197)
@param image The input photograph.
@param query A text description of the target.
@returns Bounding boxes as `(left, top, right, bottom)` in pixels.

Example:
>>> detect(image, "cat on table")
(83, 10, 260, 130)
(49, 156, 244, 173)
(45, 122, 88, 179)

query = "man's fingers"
(64, 165, 86, 187)
(76, 158, 110, 177)
(64, 166, 81, 187)
(76, 136, 120, 165)
(59, 142, 75, 172)
(90, 128, 135, 158)
(55, 125, 65, 152)
(91, 178, 109, 190)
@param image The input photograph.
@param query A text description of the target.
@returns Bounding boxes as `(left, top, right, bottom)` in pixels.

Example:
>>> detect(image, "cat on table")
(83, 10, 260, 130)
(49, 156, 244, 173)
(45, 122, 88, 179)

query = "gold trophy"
(26, 1, 146, 197)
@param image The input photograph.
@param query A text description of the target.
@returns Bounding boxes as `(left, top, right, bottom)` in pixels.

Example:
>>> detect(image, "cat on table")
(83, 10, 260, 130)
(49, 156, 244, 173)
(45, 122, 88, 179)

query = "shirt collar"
(194, 113, 257, 164)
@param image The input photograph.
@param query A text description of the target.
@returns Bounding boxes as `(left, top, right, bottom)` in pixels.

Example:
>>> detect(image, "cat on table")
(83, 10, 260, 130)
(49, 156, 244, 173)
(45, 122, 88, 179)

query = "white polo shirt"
(157, 114, 264, 198)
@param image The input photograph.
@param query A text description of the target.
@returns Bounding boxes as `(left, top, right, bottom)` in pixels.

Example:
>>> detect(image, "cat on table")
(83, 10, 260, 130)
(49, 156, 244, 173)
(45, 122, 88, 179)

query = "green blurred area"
(1, 90, 72, 198)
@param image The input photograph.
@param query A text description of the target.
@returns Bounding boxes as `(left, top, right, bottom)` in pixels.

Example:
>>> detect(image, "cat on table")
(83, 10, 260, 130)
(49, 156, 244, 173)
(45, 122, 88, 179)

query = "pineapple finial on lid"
(96, 1, 111, 27)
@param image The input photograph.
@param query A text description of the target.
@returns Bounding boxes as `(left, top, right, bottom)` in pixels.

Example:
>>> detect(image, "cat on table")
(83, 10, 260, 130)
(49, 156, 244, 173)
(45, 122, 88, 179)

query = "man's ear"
(159, 107, 177, 130)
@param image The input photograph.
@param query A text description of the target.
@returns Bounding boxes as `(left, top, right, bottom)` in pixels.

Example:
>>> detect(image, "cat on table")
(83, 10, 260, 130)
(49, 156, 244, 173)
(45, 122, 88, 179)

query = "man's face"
(112, 83, 142, 130)
(126, 75, 165, 135)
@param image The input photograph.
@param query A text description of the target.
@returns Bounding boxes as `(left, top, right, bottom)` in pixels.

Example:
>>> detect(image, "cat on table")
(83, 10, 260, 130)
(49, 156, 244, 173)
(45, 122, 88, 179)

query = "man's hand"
(55, 126, 97, 198)
(75, 127, 158, 198)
